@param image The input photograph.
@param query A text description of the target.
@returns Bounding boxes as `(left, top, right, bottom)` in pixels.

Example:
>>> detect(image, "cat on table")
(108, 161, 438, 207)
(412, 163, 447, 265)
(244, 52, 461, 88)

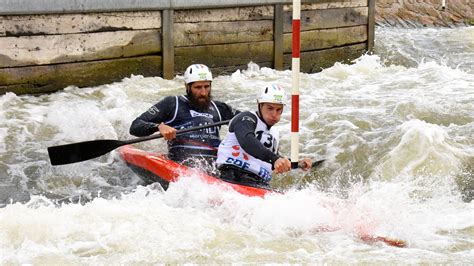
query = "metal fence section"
(1, 0, 297, 15)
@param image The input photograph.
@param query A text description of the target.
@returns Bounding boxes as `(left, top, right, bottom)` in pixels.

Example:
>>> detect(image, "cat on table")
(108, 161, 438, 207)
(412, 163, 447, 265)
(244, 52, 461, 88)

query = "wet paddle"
(48, 120, 230, 166)
(295, 159, 325, 170)
(311, 159, 325, 168)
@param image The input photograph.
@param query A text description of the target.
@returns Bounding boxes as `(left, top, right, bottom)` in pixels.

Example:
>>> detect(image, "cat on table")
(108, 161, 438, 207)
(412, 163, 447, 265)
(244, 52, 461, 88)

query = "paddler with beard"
(129, 64, 239, 169)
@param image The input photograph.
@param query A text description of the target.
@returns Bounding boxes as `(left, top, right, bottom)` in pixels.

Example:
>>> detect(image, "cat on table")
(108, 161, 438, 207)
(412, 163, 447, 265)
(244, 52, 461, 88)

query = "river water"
(1, 26, 473, 263)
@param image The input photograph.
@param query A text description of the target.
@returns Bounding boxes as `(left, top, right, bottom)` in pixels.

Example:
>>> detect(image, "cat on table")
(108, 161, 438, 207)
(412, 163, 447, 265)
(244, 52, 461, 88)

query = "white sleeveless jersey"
(216, 112, 279, 182)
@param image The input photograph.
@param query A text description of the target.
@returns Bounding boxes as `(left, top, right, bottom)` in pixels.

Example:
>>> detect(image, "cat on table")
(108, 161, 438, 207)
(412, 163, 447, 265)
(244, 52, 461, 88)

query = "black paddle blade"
(311, 159, 325, 168)
(48, 139, 125, 165)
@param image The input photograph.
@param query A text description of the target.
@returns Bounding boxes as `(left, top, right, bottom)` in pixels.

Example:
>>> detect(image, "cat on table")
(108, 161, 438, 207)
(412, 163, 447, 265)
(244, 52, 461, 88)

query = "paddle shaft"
(294, 159, 325, 170)
(311, 159, 325, 168)
(125, 119, 230, 145)
(48, 120, 230, 165)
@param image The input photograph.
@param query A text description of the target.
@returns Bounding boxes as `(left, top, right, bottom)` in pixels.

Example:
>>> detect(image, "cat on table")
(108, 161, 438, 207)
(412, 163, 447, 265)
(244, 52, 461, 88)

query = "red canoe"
(119, 145, 407, 248)
(119, 145, 275, 197)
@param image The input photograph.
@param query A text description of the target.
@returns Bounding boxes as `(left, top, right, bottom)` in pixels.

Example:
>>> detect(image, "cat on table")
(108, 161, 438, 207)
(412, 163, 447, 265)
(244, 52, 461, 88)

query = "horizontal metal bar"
(0, 0, 317, 15)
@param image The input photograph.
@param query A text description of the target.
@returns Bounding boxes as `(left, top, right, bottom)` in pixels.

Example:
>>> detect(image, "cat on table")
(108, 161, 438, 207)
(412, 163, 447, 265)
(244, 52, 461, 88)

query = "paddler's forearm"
(130, 118, 159, 136)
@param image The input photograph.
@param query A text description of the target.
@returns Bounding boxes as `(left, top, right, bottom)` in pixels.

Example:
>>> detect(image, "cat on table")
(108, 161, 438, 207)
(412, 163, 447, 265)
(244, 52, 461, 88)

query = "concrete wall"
(0, 0, 375, 95)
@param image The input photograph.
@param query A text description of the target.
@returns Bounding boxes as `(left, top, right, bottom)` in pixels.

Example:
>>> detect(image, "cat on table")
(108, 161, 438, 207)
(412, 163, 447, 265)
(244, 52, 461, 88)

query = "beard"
(187, 90, 212, 111)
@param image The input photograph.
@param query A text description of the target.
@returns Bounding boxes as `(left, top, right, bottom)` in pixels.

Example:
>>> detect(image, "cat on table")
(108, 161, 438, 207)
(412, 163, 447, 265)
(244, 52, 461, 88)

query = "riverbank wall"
(0, 0, 374, 95)
(376, 0, 473, 27)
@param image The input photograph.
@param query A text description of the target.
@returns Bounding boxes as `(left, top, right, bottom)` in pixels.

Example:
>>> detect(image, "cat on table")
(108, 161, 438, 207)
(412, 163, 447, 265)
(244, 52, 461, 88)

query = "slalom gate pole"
(291, 0, 301, 169)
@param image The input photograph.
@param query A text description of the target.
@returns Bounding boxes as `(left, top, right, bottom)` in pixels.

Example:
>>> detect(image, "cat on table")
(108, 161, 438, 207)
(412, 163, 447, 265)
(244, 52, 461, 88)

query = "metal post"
(291, 0, 301, 169)
(162, 9, 174, 79)
(273, 4, 284, 70)
(367, 0, 375, 53)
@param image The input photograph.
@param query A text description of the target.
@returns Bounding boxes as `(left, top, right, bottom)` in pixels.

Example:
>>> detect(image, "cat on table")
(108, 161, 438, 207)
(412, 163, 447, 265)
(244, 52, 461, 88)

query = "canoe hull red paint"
(119, 145, 274, 197)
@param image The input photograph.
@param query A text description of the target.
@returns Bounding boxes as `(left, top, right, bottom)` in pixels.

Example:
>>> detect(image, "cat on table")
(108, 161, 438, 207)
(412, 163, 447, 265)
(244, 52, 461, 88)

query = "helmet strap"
(257, 103, 271, 128)
(185, 83, 192, 95)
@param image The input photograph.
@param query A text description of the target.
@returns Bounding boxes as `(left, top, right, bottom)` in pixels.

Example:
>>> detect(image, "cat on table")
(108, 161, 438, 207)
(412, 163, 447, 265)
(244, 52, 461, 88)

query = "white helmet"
(257, 84, 286, 105)
(184, 64, 213, 84)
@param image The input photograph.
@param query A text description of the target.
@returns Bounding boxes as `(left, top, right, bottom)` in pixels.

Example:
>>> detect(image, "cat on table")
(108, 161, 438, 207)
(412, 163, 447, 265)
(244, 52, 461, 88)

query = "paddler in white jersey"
(216, 84, 312, 187)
